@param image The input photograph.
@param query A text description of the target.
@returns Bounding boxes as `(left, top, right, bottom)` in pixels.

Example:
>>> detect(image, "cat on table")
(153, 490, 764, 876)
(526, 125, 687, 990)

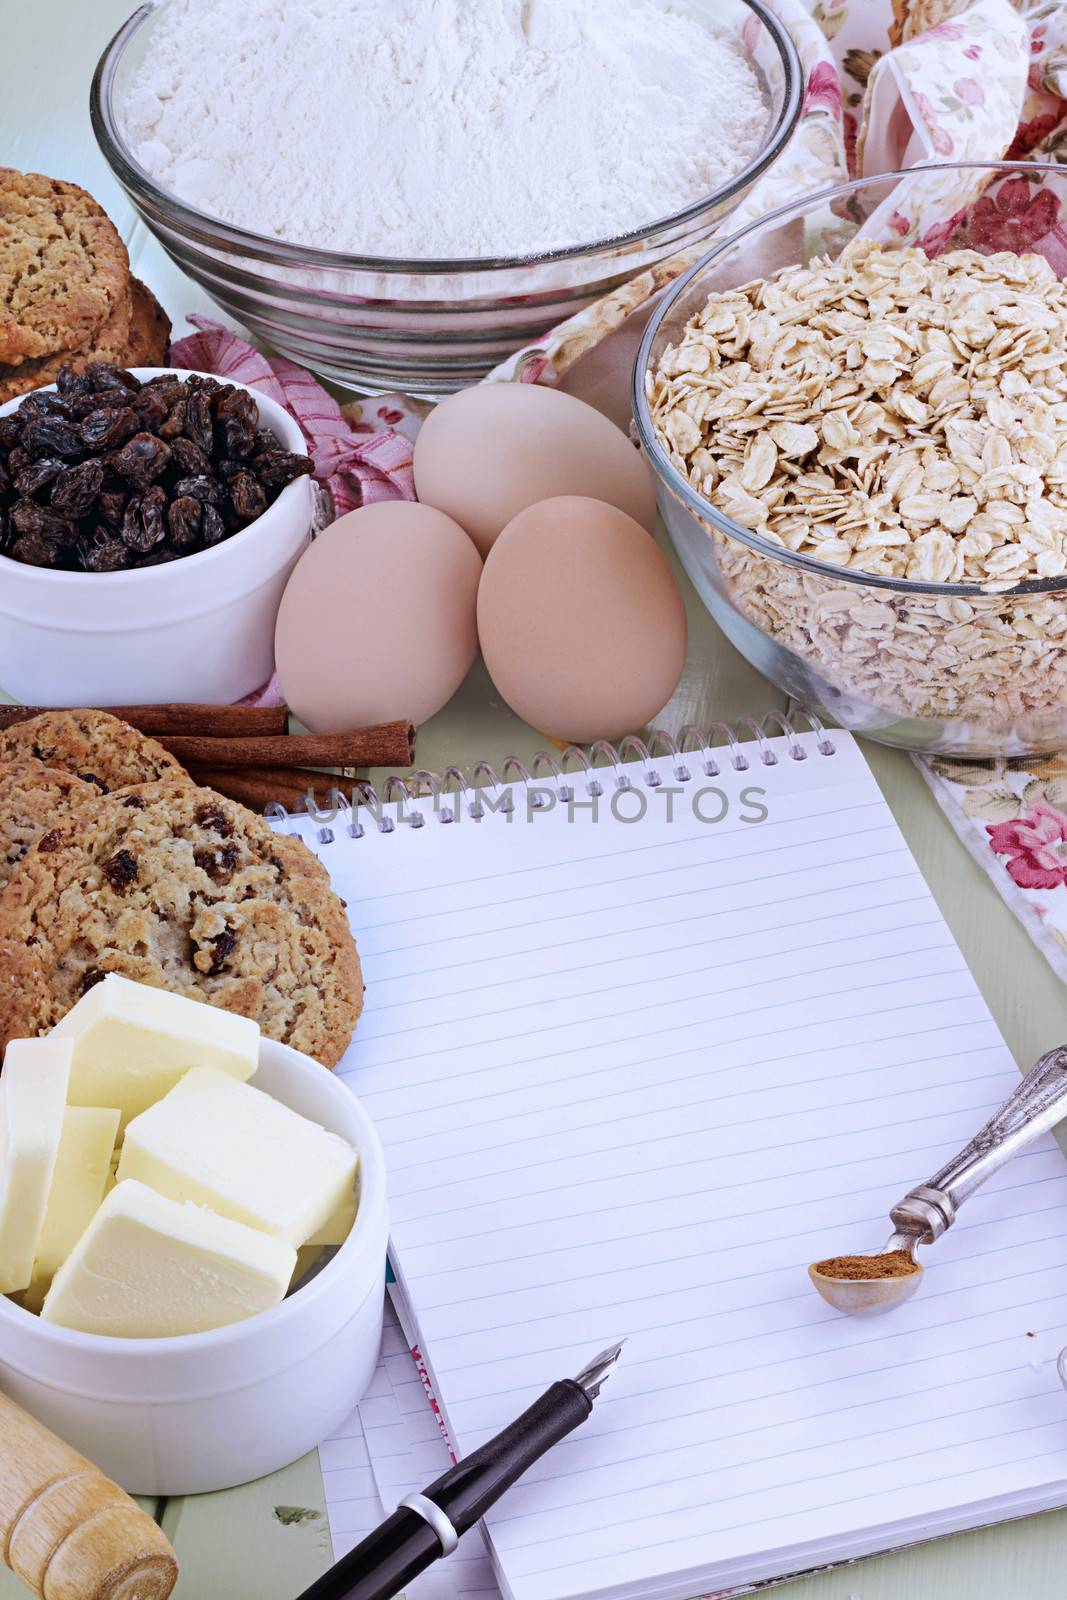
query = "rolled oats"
(647, 241, 1067, 743)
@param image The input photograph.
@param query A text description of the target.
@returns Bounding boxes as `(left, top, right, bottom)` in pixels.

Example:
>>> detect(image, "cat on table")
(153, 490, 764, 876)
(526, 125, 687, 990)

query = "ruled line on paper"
(295, 732, 1067, 1600)
(369, 864, 927, 972)
(362, 832, 912, 951)
(363, 881, 931, 990)
(362, 919, 951, 1043)
(354, 791, 887, 928)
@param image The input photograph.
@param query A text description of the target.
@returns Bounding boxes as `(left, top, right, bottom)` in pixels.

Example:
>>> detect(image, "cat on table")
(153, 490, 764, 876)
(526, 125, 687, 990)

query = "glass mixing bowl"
(634, 162, 1067, 758)
(91, 0, 800, 397)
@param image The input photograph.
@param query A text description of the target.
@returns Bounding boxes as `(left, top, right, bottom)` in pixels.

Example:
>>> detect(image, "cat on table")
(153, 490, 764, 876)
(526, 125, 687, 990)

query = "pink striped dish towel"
(171, 319, 415, 517)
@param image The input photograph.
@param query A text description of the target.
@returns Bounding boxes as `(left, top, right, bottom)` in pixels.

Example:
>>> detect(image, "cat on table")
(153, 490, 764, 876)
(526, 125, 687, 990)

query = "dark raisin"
(251, 449, 313, 488)
(200, 502, 226, 547)
(0, 508, 12, 556)
(11, 535, 62, 568)
(86, 363, 139, 394)
(157, 398, 188, 440)
(111, 432, 172, 487)
(11, 501, 75, 542)
(77, 773, 110, 793)
(97, 487, 128, 527)
(121, 494, 146, 550)
(214, 386, 258, 457)
(80, 538, 131, 573)
(228, 471, 268, 523)
(103, 848, 138, 892)
(132, 388, 170, 432)
(78, 967, 108, 995)
(194, 842, 240, 883)
(167, 495, 201, 549)
(203, 925, 238, 975)
(195, 802, 233, 836)
(57, 366, 94, 399)
(140, 485, 168, 550)
(184, 391, 214, 455)
(122, 794, 146, 809)
(51, 459, 104, 517)
(168, 437, 213, 477)
(133, 546, 182, 567)
(37, 829, 62, 853)
(80, 406, 139, 450)
(21, 418, 84, 461)
(0, 417, 21, 451)
(172, 474, 222, 505)
(14, 458, 64, 498)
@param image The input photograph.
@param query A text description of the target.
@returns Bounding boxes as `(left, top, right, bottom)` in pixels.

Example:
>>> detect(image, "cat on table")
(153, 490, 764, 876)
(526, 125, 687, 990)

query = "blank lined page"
(281, 731, 1067, 1600)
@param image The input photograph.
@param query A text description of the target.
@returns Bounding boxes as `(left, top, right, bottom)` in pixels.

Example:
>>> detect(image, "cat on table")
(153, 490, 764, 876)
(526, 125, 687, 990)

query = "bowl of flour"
(93, 0, 801, 394)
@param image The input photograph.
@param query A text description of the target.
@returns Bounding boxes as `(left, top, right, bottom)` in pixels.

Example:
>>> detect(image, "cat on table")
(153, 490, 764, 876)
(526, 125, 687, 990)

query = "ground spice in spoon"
(813, 1251, 919, 1281)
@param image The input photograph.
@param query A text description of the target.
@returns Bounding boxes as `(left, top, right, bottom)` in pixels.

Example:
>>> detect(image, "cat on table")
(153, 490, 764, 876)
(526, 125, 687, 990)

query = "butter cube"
(40, 1180, 296, 1337)
(304, 1188, 358, 1249)
(0, 1038, 73, 1294)
(51, 974, 258, 1126)
(119, 1067, 358, 1247)
(22, 1107, 121, 1313)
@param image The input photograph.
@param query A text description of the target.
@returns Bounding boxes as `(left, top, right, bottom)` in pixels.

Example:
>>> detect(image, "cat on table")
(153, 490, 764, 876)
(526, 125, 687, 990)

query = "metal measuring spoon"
(809, 1044, 1067, 1316)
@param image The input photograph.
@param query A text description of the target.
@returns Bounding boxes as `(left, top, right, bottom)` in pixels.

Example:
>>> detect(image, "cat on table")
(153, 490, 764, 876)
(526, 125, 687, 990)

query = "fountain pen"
(296, 1341, 624, 1600)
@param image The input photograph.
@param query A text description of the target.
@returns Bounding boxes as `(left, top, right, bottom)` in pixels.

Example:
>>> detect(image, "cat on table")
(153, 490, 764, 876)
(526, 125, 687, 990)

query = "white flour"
(123, 0, 770, 259)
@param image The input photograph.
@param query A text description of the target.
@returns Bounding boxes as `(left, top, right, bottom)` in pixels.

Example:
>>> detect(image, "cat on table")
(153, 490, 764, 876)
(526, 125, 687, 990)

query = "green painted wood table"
(5, 5, 1067, 1595)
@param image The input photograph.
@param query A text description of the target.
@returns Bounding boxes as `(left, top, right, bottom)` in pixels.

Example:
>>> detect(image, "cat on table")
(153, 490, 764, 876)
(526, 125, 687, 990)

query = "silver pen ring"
(399, 1492, 459, 1555)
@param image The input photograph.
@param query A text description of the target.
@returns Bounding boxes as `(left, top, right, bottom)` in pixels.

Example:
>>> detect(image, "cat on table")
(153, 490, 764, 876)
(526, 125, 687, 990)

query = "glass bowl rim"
(90, 0, 803, 276)
(633, 158, 1067, 601)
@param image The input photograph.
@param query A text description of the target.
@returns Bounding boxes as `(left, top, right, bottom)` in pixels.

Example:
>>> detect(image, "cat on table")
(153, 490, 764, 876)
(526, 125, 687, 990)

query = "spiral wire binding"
(263, 714, 837, 838)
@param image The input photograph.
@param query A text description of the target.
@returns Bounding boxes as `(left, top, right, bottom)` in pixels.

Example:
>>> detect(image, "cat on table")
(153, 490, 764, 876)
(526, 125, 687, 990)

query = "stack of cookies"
(0, 710, 363, 1068)
(0, 169, 171, 404)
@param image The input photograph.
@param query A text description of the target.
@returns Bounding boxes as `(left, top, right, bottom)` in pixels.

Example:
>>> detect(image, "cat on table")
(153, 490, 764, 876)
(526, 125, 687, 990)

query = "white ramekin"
(0, 369, 313, 706)
(0, 1040, 387, 1496)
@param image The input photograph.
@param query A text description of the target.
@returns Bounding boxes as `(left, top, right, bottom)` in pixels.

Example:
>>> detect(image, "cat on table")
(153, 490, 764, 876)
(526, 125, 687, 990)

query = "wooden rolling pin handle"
(0, 1393, 178, 1600)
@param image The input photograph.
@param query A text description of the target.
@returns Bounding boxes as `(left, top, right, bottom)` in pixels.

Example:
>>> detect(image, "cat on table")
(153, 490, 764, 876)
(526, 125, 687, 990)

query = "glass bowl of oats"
(635, 162, 1067, 757)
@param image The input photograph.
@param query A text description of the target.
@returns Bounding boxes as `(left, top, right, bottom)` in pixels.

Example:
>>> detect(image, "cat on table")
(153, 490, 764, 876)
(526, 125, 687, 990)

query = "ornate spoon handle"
(889, 1045, 1067, 1243)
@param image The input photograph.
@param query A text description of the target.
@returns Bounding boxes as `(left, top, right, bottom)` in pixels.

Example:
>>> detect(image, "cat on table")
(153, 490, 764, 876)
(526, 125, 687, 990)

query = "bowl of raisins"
(0, 365, 314, 706)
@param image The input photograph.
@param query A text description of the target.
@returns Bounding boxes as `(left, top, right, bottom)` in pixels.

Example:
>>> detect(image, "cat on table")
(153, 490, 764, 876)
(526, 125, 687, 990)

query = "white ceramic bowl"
(0, 1039, 388, 1496)
(0, 369, 313, 707)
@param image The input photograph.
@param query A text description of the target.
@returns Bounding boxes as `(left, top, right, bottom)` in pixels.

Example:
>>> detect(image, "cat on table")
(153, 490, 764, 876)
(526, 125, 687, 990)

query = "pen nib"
(574, 1340, 625, 1400)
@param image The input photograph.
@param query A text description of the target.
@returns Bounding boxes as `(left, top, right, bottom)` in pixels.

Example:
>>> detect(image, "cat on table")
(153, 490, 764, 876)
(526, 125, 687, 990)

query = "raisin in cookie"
(0, 782, 363, 1066)
(0, 170, 130, 365)
(0, 709, 187, 793)
(0, 761, 101, 889)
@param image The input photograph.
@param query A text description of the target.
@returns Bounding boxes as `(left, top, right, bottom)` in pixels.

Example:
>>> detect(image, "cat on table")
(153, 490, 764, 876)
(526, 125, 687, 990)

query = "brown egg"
(477, 496, 687, 744)
(413, 382, 657, 557)
(274, 502, 482, 731)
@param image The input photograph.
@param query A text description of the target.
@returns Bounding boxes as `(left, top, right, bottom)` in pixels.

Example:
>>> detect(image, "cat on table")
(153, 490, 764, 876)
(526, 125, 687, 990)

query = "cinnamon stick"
(189, 765, 346, 814)
(164, 723, 415, 772)
(0, 704, 289, 738)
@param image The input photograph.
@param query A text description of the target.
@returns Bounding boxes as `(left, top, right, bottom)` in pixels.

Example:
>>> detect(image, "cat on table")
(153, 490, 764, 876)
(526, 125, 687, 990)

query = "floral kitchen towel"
(919, 755, 1067, 983)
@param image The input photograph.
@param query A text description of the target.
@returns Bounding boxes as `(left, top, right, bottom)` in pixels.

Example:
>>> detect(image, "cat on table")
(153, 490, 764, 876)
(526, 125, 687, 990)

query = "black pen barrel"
(428, 1378, 592, 1532)
(295, 1508, 440, 1600)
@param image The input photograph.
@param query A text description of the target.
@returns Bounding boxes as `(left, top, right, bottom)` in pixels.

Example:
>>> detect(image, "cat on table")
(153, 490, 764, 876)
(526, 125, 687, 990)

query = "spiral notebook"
(271, 724, 1067, 1600)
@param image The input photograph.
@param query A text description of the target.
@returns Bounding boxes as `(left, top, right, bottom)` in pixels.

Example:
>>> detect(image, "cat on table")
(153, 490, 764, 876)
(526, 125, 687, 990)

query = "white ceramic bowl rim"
(91, 0, 802, 274)
(0, 368, 311, 589)
(633, 158, 1067, 602)
(0, 1046, 386, 1359)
